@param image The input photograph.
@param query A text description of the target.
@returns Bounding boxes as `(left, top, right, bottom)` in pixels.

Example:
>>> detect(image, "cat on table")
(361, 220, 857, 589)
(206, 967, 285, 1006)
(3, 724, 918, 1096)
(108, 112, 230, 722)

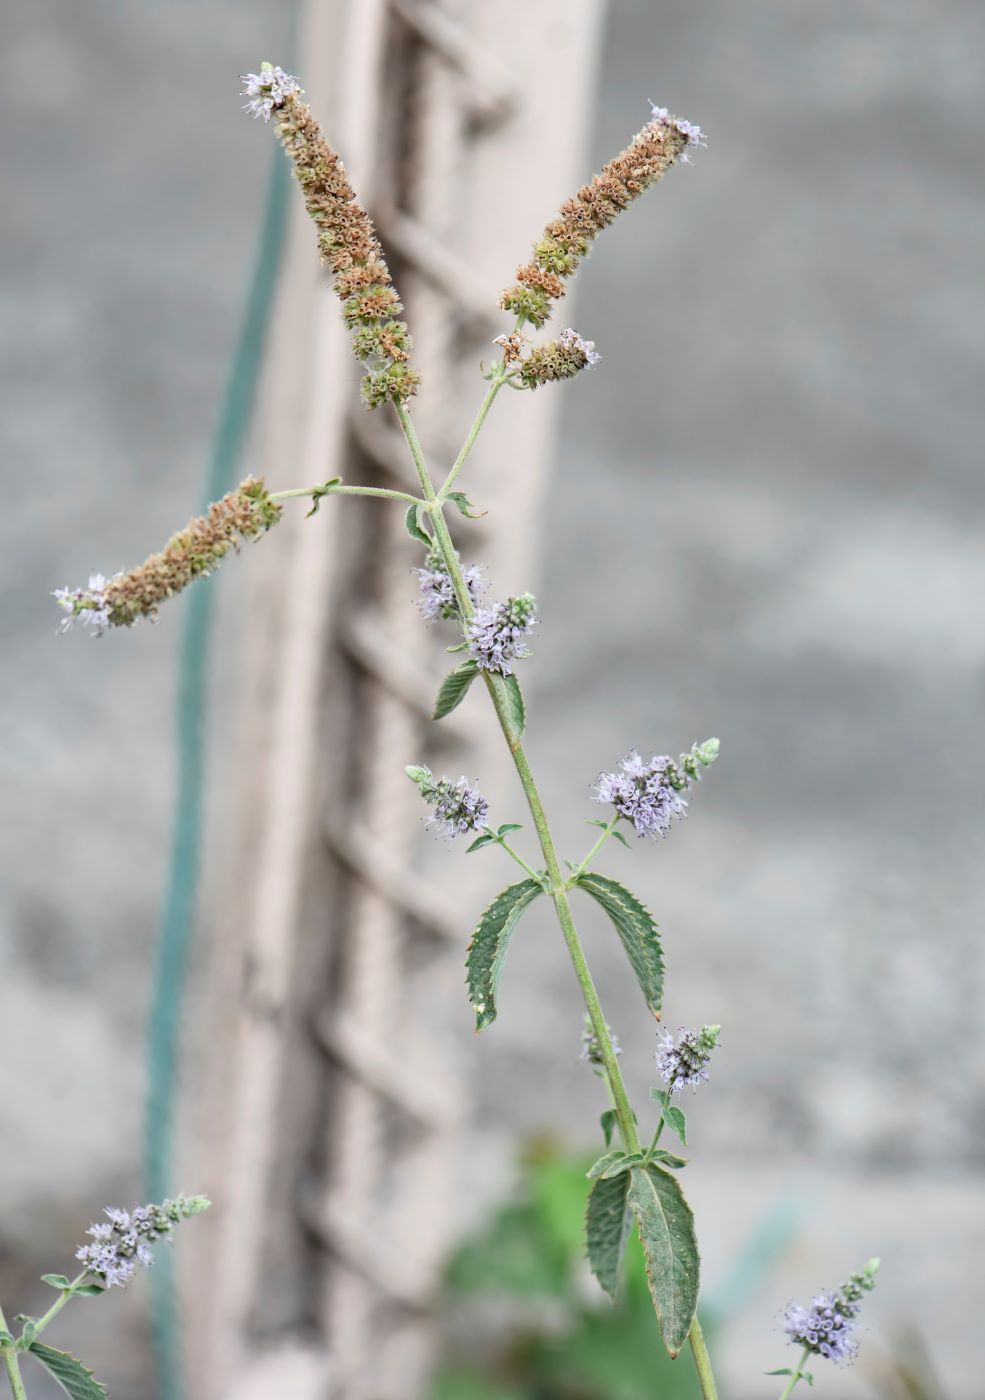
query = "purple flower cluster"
(580, 1014, 623, 1067)
(784, 1260, 879, 1367)
(649, 104, 708, 163)
(467, 593, 537, 675)
(241, 64, 301, 121)
(414, 554, 485, 622)
(594, 752, 689, 838)
(76, 1196, 210, 1288)
(52, 573, 118, 637)
(407, 765, 489, 839)
(655, 1025, 721, 1095)
(559, 328, 602, 367)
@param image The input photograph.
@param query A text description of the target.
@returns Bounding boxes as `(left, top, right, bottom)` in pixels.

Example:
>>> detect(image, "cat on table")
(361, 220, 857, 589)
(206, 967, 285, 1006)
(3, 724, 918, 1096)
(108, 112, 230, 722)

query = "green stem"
(0, 1306, 28, 1400)
(392, 388, 720, 1400)
(497, 838, 546, 887)
(31, 1274, 88, 1341)
(437, 378, 506, 498)
(269, 483, 420, 505)
(570, 813, 622, 880)
(642, 1099, 667, 1162)
(777, 1346, 812, 1400)
(688, 1315, 720, 1400)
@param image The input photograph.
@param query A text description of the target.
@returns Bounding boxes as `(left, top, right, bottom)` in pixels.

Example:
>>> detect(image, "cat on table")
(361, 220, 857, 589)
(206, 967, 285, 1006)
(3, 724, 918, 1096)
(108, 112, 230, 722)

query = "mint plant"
(45, 62, 884, 1398)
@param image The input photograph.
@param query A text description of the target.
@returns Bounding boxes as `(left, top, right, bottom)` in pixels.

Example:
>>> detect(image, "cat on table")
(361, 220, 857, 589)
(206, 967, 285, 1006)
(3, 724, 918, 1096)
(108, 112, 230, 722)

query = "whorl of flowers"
(54, 478, 282, 634)
(76, 1195, 210, 1289)
(517, 328, 601, 389)
(244, 63, 420, 408)
(580, 1014, 622, 1067)
(406, 765, 490, 839)
(241, 65, 301, 121)
(414, 550, 485, 622)
(501, 103, 702, 327)
(593, 739, 719, 839)
(466, 594, 537, 675)
(783, 1260, 879, 1366)
(655, 1024, 721, 1095)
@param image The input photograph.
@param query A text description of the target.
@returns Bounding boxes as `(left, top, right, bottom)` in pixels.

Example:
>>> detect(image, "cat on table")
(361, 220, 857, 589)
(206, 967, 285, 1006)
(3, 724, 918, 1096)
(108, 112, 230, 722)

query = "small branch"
(569, 814, 623, 881)
(31, 1273, 89, 1341)
(498, 838, 547, 887)
(269, 483, 421, 505)
(776, 1346, 812, 1400)
(0, 1304, 28, 1400)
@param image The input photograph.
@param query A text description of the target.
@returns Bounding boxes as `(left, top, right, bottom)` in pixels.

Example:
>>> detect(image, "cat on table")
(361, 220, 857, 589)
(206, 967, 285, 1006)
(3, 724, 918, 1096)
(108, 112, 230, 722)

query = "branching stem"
(0, 1305, 28, 1400)
(570, 813, 623, 880)
(269, 483, 420, 505)
(777, 1346, 812, 1399)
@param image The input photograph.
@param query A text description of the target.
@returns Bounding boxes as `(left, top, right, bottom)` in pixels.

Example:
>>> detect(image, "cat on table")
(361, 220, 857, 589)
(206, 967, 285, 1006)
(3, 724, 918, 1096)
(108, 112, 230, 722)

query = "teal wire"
(142, 138, 291, 1400)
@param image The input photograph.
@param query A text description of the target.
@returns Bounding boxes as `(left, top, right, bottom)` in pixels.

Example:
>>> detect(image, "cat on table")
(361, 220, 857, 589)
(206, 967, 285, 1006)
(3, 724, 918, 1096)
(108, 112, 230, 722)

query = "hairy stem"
(269, 483, 421, 505)
(497, 838, 546, 886)
(777, 1346, 812, 1399)
(31, 1274, 88, 1340)
(0, 1306, 28, 1400)
(571, 813, 623, 879)
(395, 400, 719, 1400)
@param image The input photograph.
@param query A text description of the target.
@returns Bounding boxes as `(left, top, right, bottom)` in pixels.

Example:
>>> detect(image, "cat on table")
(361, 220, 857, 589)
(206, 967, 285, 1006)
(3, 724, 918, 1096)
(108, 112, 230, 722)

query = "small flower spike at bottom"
(781, 1259, 880, 1368)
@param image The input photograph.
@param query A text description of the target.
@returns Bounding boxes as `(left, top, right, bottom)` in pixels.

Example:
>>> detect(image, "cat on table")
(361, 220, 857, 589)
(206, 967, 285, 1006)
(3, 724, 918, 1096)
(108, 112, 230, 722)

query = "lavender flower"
(580, 1014, 622, 1067)
(75, 1195, 210, 1288)
(406, 765, 489, 839)
(467, 594, 537, 675)
(655, 1025, 720, 1095)
(241, 63, 301, 121)
(53, 573, 118, 636)
(559, 327, 602, 367)
(593, 739, 719, 838)
(414, 551, 485, 622)
(649, 104, 707, 163)
(783, 1295, 858, 1364)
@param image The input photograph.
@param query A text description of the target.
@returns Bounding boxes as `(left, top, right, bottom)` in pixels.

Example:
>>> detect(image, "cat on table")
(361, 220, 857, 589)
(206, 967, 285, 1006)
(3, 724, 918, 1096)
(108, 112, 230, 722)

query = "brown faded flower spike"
(501, 106, 705, 328)
(242, 64, 420, 409)
(54, 479, 282, 634)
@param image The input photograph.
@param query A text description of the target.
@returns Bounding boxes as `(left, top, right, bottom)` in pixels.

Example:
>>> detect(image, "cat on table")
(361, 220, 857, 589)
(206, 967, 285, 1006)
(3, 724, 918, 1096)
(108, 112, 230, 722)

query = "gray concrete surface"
(2, 1, 983, 1397)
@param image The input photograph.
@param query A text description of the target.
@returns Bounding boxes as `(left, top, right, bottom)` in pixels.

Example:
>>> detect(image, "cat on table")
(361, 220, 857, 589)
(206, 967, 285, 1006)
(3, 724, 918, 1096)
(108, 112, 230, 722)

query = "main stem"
(393, 399, 719, 1399)
(0, 1306, 28, 1400)
(777, 1347, 811, 1400)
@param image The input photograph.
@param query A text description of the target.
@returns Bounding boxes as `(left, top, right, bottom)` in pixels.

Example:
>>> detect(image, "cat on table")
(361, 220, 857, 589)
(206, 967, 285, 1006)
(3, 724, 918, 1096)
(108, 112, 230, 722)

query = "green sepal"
(649, 1149, 688, 1170)
(586, 1171, 633, 1303)
(40, 1275, 71, 1291)
(304, 477, 341, 517)
(599, 1109, 617, 1147)
(433, 660, 480, 720)
(28, 1343, 108, 1399)
(465, 833, 498, 854)
(626, 1164, 700, 1358)
(445, 491, 486, 519)
(405, 502, 432, 547)
(466, 879, 543, 1030)
(490, 673, 525, 741)
(586, 1151, 625, 1181)
(575, 874, 664, 1017)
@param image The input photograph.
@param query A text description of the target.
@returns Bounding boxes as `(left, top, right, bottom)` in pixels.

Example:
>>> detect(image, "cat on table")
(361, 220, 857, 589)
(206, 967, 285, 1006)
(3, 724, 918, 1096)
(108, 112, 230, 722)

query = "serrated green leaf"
(433, 660, 480, 720)
(465, 833, 497, 853)
(40, 1275, 70, 1291)
(600, 1109, 617, 1147)
(497, 823, 523, 836)
(405, 503, 432, 547)
(446, 491, 485, 518)
(586, 1151, 625, 1181)
(28, 1344, 108, 1399)
(586, 1172, 632, 1303)
(575, 874, 664, 1017)
(662, 1103, 687, 1147)
(600, 1152, 645, 1179)
(466, 880, 543, 1030)
(649, 1149, 688, 1169)
(490, 672, 525, 740)
(627, 1164, 699, 1357)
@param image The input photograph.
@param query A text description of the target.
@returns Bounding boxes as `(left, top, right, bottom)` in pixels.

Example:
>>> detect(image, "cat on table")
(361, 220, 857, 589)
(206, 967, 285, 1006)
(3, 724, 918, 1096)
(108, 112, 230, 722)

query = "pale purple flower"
(75, 1196, 209, 1289)
(655, 1025, 720, 1095)
(593, 751, 689, 838)
(467, 593, 537, 675)
(559, 327, 601, 367)
(783, 1295, 858, 1364)
(407, 765, 489, 839)
(580, 1015, 622, 1067)
(53, 573, 119, 636)
(414, 555, 485, 622)
(241, 64, 301, 121)
(648, 103, 707, 163)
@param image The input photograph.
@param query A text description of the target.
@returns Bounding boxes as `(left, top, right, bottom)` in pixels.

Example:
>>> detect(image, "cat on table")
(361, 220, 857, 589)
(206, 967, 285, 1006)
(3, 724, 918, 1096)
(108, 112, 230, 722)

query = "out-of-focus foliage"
(432, 1142, 709, 1400)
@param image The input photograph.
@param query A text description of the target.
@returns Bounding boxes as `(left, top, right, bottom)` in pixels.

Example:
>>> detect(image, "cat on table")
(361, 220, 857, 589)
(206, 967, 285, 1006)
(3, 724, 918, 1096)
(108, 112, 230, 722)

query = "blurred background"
(2, 1, 983, 1397)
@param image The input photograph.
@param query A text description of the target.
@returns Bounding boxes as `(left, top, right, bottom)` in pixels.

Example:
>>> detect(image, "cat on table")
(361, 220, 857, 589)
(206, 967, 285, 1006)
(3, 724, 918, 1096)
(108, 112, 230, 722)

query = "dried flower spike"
(518, 328, 601, 389)
(245, 63, 420, 407)
(655, 1024, 721, 1095)
(406, 764, 490, 839)
(75, 1195, 210, 1289)
(466, 594, 537, 675)
(54, 478, 281, 635)
(501, 102, 702, 327)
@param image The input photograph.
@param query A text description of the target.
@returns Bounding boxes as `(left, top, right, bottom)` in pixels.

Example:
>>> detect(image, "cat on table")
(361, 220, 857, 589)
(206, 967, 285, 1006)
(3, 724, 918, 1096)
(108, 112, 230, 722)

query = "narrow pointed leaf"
(601, 1152, 645, 1179)
(662, 1103, 687, 1147)
(28, 1344, 108, 1400)
(600, 1109, 617, 1147)
(465, 833, 497, 853)
(587, 1151, 625, 1181)
(446, 490, 485, 518)
(497, 823, 523, 836)
(40, 1276, 70, 1291)
(575, 873, 664, 1016)
(433, 660, 480, 720)
(650, 1149, 688, 1169)
(466, 879, 543, 1029)
(405, 503, 432, 547)
(627, 1164, 700, 1357)
(586, 1172, 632, 1303)
(490, 672, 525, 740)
